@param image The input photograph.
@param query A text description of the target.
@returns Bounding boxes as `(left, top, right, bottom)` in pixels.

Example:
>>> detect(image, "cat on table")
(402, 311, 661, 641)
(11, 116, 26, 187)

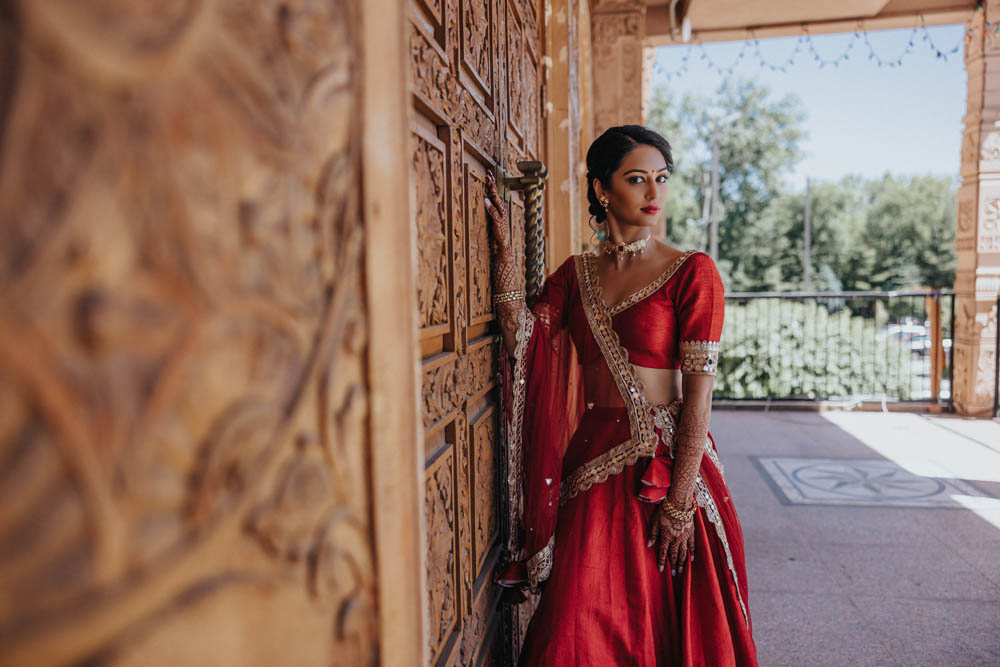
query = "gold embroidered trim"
(695, 477, 750, 630)
(703, 436, 725, 479)
(558, 438, 640, 505)
(679, 340, 720, 375)
(527, 535, 555, 587)
(504, 307, 534, 554)
(651, 402, 681, 458)
(575, 254, 657, 452)
(608, 249, 698, 316)
(559, 401, 682, 506)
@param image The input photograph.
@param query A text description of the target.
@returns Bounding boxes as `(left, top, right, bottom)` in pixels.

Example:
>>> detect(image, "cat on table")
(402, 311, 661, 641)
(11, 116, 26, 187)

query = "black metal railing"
(716, 289, 955, 406)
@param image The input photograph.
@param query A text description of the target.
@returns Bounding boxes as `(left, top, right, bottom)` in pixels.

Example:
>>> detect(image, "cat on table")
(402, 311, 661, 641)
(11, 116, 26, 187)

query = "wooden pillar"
(955, 3, 1000, 416)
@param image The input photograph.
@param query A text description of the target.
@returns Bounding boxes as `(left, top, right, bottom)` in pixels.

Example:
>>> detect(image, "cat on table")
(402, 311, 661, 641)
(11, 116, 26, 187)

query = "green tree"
(646, 77, 807, 288)
(647, 77, 957, 292)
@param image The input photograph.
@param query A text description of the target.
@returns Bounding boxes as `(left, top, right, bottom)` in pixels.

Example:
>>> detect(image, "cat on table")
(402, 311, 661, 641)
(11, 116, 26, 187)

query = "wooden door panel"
(461, 0, 495, 98)
(465, 160, 494, 325)
(470, 402, 500, 572)
(412, 0, 544, 663)
(414, 118, 453, 339)
(505, 5, 526, 142)
(425, 444, 459, 660)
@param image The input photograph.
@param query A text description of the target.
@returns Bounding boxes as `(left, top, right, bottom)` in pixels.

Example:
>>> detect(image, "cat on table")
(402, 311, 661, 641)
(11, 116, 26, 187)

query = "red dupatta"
(496, 257, 583, 589)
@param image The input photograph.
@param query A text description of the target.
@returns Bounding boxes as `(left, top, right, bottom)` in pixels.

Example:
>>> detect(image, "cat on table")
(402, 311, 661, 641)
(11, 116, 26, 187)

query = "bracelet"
(493, 290, 524, 305)
(660, 494, 698, 522)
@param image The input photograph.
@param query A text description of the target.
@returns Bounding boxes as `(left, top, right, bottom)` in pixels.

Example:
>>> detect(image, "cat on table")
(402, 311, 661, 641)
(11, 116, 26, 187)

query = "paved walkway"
(712, 410, 1000, 667)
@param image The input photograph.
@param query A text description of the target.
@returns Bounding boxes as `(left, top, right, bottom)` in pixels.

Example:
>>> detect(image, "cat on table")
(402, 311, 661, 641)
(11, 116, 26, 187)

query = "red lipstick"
(640, 206, 660, 214)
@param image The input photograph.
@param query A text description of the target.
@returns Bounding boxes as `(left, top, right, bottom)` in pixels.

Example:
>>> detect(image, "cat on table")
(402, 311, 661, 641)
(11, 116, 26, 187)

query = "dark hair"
(586, 125, 674, 223)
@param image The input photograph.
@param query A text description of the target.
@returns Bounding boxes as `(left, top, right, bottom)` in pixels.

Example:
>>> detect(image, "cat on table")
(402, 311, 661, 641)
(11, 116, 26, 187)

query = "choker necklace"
(604, 235, 650, 256)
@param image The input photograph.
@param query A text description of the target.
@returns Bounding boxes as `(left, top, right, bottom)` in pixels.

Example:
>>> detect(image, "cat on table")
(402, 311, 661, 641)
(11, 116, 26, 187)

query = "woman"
(486, 125, 757, 666)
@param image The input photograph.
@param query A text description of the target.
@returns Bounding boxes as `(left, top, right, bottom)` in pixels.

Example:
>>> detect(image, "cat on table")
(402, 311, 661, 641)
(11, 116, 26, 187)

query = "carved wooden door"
(409, 0, 546, 664)
(0, 2, 381, 665)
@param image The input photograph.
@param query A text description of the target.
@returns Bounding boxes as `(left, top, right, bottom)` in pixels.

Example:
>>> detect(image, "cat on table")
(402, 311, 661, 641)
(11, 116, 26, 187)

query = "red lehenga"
(497, 250, 758, 666)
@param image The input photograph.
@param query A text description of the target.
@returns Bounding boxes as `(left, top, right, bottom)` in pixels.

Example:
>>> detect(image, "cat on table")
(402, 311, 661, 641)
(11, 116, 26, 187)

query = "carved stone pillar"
(546, 0, 583, 264)
(954, 3, 1000, 415)
(590, 1, 647, 133)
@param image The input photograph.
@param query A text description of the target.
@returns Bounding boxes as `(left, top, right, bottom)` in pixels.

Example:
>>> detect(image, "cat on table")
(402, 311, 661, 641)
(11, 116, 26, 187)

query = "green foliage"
(645, 78, 958, 292)
(716, 300, 918, 400)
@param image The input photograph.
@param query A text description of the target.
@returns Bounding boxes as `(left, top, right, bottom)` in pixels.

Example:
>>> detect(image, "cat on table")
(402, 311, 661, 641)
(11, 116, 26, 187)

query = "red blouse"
(549, 250, 724, 373)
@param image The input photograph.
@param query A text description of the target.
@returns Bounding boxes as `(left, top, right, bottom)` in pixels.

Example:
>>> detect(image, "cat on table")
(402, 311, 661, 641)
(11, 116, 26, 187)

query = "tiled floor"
(712, 410, 1000, 667)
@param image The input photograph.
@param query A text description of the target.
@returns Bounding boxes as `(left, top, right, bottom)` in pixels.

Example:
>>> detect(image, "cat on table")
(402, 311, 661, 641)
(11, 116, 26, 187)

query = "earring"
(599, 196, 609, 210)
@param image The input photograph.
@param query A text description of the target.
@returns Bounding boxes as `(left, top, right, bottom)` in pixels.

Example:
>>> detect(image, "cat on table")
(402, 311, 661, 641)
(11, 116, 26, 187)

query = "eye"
(656, 174, 669, 183)
(627, 176, 646, 184)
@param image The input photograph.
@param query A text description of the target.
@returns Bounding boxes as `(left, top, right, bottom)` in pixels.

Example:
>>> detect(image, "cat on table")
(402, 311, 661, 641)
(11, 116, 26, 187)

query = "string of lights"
(655, 12, 979, 81)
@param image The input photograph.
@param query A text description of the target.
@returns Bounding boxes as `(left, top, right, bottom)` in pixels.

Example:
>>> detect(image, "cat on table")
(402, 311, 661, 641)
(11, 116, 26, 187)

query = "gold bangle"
(493, 290, 524, 305)
(660, 494, 698, 522)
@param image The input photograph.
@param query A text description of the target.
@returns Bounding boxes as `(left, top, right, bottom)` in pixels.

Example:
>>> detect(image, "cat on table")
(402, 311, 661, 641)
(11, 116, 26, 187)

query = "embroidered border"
(527, 535, 555, 587)
(608, 249, 698, 316)
(505, 307, 535, 554)
(559, 401, 682, 505)
(558, 437, 639, 505)
(695, 477, 750, 630)
(679, 340, 720, 375)
(702, 436, 725, 479)
(575, 254, 657, 451)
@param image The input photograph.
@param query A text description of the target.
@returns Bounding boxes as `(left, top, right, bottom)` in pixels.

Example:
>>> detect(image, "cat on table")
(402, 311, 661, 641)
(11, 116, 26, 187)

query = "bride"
(485, 125, 758, 666)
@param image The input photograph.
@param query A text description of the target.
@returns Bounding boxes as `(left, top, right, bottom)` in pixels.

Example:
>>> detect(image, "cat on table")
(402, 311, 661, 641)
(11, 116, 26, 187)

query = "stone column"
(546, 0, 584, 264)
(955, 2, 1000, 416)
(590, 1, 647, 132)
(589, 1, 667, 239)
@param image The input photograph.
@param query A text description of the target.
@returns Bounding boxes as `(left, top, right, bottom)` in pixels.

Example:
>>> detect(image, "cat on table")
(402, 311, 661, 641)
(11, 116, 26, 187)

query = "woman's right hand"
(648, 504, 696, 576)
(484, 171, 512, 252)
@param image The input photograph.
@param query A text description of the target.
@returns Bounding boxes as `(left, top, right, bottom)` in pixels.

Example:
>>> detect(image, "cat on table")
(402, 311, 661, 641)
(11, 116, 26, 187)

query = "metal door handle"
(501, 161, 548, 302)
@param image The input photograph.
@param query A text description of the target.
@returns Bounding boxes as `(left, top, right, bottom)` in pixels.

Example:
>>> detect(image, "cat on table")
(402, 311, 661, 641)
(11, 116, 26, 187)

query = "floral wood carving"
(422, 354, 461, 428)
(410, 23, 498, 159)
(463, 0, 493, 93)
(454, 412, 474, 616)
(460, 579, 497, 664)
(520, 0, 539, 56)
(467, 167, 493, 321)
(0, 1, 376, 665)
(524, 55, 539, 158)
(472, 407, 499, 571)
(451, 131, 469, 354)
(468, 336, 498, 396)
(507, 5, 525, 140)
(414, 133, 451, 329)
(425, 448, 458, 661)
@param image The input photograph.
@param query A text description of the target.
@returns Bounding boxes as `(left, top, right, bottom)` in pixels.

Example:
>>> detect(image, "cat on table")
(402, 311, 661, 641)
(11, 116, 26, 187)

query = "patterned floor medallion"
(753, 457, 994, 508)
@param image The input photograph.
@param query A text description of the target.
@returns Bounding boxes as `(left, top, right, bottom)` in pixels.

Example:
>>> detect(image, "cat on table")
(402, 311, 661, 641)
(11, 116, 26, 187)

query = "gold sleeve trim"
(679, 340, 720, 375)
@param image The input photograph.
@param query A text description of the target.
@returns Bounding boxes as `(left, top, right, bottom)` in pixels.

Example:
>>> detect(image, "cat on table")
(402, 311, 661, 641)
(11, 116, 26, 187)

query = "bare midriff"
(582, 358, 682, 407)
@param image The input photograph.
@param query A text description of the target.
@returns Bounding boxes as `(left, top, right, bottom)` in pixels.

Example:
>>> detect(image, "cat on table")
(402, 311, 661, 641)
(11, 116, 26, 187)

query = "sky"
(651, 24, 967, 192)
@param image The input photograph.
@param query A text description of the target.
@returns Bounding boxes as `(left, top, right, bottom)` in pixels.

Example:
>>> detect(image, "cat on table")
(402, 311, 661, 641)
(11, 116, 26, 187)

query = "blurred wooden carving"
(0, 1, 376, 665)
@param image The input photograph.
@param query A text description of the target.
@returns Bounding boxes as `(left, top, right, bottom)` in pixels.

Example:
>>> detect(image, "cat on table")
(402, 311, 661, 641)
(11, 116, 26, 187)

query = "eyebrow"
(623, 167, 669, 175)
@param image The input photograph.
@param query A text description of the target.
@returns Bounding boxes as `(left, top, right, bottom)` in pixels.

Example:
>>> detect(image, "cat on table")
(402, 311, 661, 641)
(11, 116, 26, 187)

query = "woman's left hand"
(648, 506, 695, 575)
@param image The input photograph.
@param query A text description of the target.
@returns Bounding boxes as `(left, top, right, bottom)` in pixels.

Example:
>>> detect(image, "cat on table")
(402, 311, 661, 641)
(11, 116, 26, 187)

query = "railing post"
(927, 293, 943, 403)
(505, 160, 549, 303)
(949, 294, 956, 412)
(994, 294, 999, 419)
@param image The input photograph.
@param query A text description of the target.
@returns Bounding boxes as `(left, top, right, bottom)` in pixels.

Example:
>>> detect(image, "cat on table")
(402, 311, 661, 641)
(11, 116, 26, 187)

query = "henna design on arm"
(668, 375, 714, 504)
(485, 172, 525, 357)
